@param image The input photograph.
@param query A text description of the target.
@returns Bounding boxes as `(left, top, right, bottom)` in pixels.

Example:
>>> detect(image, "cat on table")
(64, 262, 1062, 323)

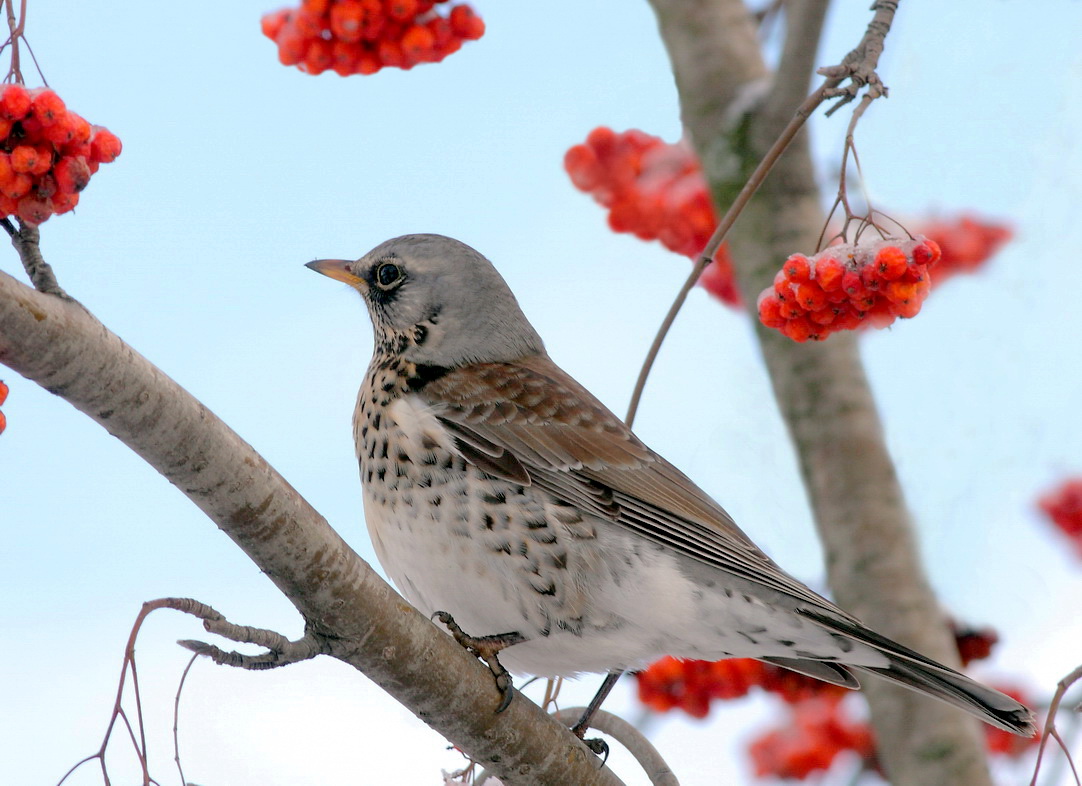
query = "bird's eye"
(375, 261, 404, 289)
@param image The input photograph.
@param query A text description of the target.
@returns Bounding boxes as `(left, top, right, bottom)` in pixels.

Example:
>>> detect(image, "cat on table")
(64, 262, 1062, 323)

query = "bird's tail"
(800, 609, 1036, 736)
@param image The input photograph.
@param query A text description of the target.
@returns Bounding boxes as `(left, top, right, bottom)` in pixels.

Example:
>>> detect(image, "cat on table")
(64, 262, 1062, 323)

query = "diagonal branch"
(0, 256, 623, 786)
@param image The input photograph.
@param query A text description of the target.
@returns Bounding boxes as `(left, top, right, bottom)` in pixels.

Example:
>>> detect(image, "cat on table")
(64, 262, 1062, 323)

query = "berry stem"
(2, 0, 26, 84)
(624, 1, 898, 426)
(625, 84, 830, 425)
(9, 220, 67, 297)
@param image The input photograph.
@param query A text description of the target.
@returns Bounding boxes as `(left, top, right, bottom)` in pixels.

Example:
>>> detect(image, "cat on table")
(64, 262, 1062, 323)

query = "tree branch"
(0, 263, 623, 786)
(644, 1, 996, 784)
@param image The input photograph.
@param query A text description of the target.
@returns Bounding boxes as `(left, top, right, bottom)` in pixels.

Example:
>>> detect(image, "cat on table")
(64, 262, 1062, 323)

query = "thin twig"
(554, 708, 679, 786)
(173, 653, 199, 786)
(625, 85, 827, 425)
(56, 598, 325, 786)
(3, 0, 20, 83)
(1030, 663, 1082, 786)
(624, 0, 899, 426)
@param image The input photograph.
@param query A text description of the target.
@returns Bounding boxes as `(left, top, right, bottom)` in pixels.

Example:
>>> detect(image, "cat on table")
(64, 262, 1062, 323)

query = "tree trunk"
(644, 1, 994, 783)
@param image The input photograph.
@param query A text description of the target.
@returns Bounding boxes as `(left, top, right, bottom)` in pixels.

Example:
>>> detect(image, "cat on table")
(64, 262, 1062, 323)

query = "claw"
(433, 611, 526, 713)
(583, 737, 610, 763)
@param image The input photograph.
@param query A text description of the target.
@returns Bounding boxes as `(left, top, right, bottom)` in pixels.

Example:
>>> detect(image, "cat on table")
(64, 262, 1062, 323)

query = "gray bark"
(644, 1, 994, 783)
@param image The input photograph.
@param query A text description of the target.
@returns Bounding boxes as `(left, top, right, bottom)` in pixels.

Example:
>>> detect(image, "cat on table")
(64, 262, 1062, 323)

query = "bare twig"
(1, 0, 25, 84)
(1030, 664, 1082, 786)
(173, 654, 198, 786)
(624, 1, 898, 425)
(57, 599, 177, 785)
(553, 709, 678, 786)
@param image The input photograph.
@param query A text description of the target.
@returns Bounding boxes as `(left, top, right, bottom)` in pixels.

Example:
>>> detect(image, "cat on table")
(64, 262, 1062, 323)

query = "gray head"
(307, 234, 545, 367)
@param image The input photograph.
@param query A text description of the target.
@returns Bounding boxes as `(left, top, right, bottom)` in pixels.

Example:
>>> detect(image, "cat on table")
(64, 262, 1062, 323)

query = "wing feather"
(419, 354, 854, 619)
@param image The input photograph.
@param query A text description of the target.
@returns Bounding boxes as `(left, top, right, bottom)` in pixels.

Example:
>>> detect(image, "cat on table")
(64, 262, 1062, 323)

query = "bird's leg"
(568, 670, 624, 756)
(433, 610, 527, 713)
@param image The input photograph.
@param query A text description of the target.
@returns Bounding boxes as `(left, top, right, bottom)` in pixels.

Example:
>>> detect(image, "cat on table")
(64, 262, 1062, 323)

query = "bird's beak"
(306, 259, 365, 288)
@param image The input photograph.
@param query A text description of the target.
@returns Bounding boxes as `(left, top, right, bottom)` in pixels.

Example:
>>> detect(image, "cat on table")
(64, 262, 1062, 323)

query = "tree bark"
(0, 264, 624, 786)
(644, 1, 994, 783)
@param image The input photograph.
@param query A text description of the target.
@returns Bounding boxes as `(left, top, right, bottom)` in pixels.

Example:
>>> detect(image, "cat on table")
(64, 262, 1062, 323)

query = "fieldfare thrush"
(307, 233, 1034, 737)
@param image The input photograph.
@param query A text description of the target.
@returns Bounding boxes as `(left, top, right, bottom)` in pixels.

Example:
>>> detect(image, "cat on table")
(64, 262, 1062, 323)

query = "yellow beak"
(305, 259, 365, 288)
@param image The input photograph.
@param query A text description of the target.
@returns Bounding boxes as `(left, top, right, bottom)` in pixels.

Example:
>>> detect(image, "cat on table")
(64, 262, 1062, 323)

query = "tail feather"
(798, 608, 1037, 736)
(761, 656, 860, 689)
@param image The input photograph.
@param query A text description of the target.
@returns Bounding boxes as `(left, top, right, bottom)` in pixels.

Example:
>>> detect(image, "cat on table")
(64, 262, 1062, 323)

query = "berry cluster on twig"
(564, 126, 741, 306)
(262, 0, 484, 76)
(0, 84, 120, 225)
(757, 237, 940, 342)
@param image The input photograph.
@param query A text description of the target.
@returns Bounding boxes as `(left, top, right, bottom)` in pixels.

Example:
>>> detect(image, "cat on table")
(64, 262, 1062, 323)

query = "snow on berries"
(564, 127, 741, 307)
(1037, 477, 1082, 557)
(757, 236, 941, 342)
(0, 84, 121, 225)
(262, 0, 485, 76)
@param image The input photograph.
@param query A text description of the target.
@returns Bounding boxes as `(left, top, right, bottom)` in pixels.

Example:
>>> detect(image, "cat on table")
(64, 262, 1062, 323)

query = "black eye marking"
(374, 260, 404, 290)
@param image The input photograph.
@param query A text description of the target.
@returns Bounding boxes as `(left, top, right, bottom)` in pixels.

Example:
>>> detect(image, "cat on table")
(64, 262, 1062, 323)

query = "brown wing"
(418, 354, 855, 619)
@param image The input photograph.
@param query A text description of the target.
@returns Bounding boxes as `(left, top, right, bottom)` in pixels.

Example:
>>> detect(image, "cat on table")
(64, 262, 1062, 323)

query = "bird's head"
(307, 233, 545, 368)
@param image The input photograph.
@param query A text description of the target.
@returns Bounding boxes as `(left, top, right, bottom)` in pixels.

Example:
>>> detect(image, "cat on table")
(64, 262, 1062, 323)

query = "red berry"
(329, 1, 365, 42)
(386, 0, 419, 21)
(401, 24, 435, 60)
(50, 190, 79, 215)
(10, 145, 39, 174)
(0, 83, 30, 120)
(449, 4, 485, 39)
(794, 282, 827, 311)
(813, 255, 844, 291)
(89, 128, 122, 163)
(16, 196, 53, 224)
(783, 254, 811, 282)
(2, 172, 31, 199)
(782, 316, 817, 343)
(30, 89, 66, 126)
(261, 8, 291, 40)
(875, 246, 908, 280)
(0, 409, 6, 435)
(758, 294, 786, 328)
(925, 238, 942, 265)
(0, 379, 8, 406)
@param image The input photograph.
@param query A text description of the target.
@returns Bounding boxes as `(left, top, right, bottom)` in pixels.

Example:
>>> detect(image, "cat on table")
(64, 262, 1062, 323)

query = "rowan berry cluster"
(0, 84, 121, 225)
(921, 214, 1012, 285)
(1037, 477, 1082, 557)
(749, 696, 875, 780)
(0, 379, 7, 434)
(635, 656, 845, 718)
(757, 237, 941, 342)
(262, 0, 484, 76)
(563, 127, 740, 306)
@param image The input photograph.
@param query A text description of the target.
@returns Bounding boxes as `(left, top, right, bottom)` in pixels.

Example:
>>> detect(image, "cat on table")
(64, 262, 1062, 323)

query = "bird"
(306, 233, 1035, 737)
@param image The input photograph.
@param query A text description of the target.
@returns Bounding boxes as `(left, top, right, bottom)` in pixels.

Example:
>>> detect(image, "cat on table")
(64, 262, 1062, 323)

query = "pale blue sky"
(3, 2, 1082, 784)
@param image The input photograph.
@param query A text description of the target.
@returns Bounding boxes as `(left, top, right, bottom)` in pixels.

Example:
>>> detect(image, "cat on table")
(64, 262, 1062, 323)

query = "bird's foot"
(433, 610, 526, 713)
(569, 670, 621, 760)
